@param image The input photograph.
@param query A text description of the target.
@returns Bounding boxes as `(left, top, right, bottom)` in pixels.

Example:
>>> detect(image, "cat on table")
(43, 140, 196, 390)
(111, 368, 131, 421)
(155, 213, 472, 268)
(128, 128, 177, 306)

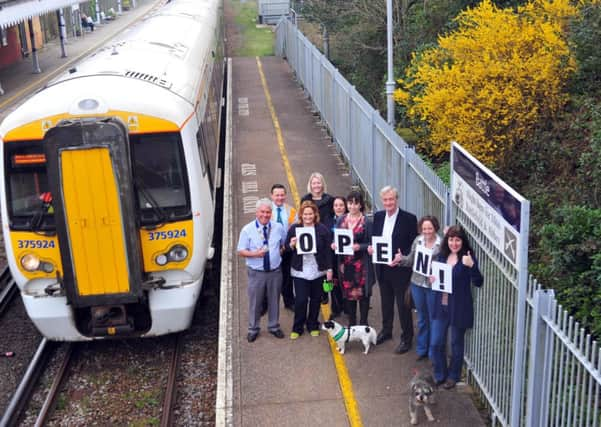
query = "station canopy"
(0, 0, 77, 29)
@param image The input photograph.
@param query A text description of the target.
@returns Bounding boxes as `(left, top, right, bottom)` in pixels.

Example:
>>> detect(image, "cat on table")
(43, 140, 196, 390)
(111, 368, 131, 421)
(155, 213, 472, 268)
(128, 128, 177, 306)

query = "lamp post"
(386, 0, 395, 126)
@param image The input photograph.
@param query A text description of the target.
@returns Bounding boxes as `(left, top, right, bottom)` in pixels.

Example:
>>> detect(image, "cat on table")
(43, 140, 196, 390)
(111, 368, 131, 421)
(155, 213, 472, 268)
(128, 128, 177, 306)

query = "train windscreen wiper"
(30, 192, 53, 232)
(134, 176, 167, 225)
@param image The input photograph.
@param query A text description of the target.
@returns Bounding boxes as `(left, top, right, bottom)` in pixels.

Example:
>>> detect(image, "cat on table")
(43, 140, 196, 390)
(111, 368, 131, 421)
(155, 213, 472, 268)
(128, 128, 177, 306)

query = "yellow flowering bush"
(395, 0, 578, 165)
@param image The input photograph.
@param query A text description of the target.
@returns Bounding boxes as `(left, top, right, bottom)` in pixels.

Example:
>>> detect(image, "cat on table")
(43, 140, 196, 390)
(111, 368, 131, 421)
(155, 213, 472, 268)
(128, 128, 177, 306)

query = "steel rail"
(0, 338, 57, 427)
(0, 267, 17, 318)
(33, 343, 76, 427)
(161, 332, 183, 427)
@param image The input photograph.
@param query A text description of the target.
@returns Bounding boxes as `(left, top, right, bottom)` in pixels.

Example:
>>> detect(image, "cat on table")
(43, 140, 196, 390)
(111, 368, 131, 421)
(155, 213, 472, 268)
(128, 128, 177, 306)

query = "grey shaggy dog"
(409, 371, 436, 424)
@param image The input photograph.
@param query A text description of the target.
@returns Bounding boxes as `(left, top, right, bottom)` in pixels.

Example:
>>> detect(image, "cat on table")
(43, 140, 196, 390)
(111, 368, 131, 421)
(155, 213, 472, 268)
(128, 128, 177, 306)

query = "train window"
(130, 133, 191, 226)
(4, 141, 54, 231)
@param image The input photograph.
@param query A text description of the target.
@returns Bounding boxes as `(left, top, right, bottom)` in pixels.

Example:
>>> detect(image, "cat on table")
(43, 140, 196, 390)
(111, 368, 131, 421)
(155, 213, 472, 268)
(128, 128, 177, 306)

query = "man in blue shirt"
(237, 198, 287, 342)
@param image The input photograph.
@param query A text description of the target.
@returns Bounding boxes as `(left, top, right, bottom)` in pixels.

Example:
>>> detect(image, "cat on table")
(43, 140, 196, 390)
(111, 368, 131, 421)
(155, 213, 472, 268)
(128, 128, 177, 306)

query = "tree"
(395, 0, 578, 165)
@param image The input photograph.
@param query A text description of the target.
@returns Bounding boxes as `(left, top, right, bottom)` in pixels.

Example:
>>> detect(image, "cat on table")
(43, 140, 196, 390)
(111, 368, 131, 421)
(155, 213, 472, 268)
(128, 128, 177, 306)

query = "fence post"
(400, 144, 408, 210)
(371, 109, 378, 208)
(526, 289, 555, 427)
(510, 199, 530, 426)
(332, 69, 337, 147)
(348, 86, 354, 183)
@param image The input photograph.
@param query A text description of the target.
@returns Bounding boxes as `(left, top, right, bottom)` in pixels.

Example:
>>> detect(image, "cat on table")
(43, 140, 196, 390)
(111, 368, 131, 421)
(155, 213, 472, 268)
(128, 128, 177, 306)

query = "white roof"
(0, 0, 77, 29)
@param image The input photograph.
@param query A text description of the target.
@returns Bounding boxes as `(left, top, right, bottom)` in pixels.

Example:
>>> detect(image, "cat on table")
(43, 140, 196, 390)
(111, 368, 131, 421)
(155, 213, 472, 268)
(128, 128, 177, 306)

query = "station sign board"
(451, 142, 527, 267)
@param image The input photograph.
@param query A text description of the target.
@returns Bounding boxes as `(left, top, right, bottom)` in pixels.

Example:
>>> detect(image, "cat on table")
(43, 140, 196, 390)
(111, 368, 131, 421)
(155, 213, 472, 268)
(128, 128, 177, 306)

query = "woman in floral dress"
(332, 191, 375, 326)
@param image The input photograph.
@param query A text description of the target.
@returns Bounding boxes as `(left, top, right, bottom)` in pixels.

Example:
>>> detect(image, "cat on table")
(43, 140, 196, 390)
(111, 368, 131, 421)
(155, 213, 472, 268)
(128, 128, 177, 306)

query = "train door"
(43, 118, 146, 336)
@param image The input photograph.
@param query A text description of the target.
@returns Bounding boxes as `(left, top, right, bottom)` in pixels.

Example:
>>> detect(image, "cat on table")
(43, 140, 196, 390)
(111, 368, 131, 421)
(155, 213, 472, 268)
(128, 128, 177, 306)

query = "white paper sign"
(334, 229, 354, 255)
(371, 236, 392, 264)
(431, 261, 453, 294)
(413, 245, 433, 276)
(295, 227, 317, 254)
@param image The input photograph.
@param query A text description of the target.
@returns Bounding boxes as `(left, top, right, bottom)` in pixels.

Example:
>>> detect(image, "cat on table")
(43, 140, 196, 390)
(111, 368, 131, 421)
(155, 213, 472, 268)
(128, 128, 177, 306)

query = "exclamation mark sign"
(439, 270, 445, 291)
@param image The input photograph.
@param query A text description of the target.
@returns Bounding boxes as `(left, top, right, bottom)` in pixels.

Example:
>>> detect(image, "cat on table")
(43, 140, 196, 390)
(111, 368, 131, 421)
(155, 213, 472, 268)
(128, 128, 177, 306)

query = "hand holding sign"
(334, 229, 354, 255)
(413, 245, 433, 275)
(371, 236, 392, 264)
(295, 227, 317, 254)
(462, 251, 474, 268)
(431, 261, 453, 294)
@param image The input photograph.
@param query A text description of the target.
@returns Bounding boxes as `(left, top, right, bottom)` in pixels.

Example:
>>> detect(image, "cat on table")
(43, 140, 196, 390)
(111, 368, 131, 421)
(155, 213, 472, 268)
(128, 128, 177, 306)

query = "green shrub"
(534, 206, 601, 337)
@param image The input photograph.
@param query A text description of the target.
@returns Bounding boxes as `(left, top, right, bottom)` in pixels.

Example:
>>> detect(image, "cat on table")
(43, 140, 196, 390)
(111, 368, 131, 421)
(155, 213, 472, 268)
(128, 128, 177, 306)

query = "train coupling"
(90, 305, 134, 336)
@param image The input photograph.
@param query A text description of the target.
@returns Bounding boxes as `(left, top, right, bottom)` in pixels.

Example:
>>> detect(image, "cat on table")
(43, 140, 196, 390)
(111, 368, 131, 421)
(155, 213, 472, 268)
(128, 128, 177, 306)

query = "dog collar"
(333, 328, 347, 342)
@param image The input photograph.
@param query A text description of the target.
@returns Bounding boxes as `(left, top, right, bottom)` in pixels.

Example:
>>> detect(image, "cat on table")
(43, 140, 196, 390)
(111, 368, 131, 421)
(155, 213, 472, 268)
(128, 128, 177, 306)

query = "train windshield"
(130, 132, 191, 226)
(4, 141, 55, 231)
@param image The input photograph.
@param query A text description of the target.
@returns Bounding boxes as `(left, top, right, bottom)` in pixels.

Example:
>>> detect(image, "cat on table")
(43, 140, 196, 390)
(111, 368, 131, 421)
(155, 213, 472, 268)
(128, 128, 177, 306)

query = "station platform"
(220, 56, 487, 426)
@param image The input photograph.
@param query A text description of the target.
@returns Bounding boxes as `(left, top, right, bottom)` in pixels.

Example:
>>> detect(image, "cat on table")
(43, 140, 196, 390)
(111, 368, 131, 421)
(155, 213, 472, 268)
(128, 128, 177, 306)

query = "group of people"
(237, 173, 483, 390)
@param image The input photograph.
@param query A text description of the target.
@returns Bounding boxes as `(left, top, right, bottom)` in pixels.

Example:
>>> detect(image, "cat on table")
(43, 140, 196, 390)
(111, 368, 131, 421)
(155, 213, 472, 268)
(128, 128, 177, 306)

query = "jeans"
(430, 306, 467, 382)
(411, 283, 436, 357)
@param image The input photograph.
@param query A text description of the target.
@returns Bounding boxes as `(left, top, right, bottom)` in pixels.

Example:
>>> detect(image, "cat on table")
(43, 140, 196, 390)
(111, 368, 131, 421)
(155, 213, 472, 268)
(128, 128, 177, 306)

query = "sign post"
(450, 142, 530, 426)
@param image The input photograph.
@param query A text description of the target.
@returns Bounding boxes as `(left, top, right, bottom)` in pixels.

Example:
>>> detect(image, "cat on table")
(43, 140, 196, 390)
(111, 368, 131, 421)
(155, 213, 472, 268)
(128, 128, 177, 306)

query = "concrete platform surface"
(226, 55, 487, 427)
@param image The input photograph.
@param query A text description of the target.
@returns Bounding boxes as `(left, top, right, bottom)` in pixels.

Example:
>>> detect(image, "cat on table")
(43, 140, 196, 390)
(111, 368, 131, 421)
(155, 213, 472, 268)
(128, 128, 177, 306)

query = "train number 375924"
(18, 240, 56, 249)
(148, 229, 188, 241)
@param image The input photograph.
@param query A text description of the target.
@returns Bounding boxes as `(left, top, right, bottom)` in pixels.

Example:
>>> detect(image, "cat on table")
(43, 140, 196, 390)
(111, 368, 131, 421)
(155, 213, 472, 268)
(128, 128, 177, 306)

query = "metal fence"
(275, 18, 601, 427)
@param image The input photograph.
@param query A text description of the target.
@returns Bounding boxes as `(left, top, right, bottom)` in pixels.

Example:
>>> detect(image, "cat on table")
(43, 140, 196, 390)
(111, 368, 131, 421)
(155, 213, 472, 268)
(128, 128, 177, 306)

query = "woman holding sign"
(286, 201, 334, 339)
(396, 216, 442, 361)
(301, 173, 335, 305)
(429, 226, 483, 390)
(332, 191, 375, 326)
(329, 196, 349, 319)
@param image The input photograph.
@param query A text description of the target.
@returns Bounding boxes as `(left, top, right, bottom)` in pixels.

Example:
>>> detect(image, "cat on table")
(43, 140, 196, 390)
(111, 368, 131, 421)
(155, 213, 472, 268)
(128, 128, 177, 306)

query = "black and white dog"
(321, 320, 377, 355)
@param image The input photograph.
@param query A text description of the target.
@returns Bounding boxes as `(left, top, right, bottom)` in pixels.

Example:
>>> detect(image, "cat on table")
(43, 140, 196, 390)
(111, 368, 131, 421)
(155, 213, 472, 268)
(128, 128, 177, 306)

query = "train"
(0, 0, 225, 341)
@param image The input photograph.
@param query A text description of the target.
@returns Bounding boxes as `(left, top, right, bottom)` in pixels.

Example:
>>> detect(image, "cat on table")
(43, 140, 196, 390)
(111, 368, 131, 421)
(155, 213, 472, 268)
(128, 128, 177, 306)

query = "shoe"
(376, 332, 392, 345)
(443, 379, 456, 389)
(310, 330, 320, 337)
(269, 329, 285, 339)
(247, 332, 258, 343)
(394, 341, 411, 354)
(290, 332, 300, 340)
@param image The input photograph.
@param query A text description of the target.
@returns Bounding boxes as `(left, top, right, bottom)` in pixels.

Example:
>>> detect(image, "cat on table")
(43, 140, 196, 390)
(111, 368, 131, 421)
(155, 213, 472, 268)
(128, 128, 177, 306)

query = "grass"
(230, 0, 274, 56)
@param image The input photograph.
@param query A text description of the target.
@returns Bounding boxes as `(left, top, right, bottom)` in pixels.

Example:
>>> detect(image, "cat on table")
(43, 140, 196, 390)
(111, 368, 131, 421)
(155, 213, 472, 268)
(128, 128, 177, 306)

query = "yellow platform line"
(255, 56, 363, 427)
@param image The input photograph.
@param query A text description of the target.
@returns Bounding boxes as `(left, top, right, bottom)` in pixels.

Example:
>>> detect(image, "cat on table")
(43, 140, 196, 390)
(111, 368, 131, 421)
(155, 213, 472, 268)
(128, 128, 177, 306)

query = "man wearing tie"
(369, 186, 418, 353)
(237, 198, 287, 342)
(270, 184, 297, 310)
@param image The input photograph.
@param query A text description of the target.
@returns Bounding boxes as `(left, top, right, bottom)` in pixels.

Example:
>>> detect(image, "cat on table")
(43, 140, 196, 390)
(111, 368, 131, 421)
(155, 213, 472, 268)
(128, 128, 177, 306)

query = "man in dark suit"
(369, 186, 418, 354)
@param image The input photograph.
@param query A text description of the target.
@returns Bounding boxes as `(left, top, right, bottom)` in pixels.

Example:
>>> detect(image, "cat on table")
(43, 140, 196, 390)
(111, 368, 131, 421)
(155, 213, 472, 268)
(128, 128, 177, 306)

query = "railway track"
(0, 338, 56, 427)
(0, 266, 17, 318)
(7, 333, 185, 426)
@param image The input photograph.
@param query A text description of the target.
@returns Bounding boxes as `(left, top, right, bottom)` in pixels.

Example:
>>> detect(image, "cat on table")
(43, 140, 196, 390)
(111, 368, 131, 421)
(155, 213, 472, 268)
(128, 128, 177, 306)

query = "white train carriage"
(0, 0, 225, 340)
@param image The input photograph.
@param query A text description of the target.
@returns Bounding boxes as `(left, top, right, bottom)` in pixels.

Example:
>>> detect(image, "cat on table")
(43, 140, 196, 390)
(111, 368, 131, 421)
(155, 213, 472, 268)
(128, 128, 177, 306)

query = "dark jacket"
(286, 222, 334, 272)
(301, 193, 335, 230)
(432, 255, 484, 329)
(372, 208, 418, 281)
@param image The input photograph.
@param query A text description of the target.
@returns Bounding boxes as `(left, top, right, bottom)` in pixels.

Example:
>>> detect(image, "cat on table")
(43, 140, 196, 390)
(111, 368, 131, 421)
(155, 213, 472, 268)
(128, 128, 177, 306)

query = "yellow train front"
(0, 0, 224, 340)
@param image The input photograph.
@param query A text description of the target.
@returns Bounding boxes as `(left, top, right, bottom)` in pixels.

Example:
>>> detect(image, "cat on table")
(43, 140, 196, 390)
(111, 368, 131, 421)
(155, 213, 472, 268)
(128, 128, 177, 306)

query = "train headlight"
(155, 245, 189, 267)
(21, 254, 41, 271)
(168, 245, 188, 262)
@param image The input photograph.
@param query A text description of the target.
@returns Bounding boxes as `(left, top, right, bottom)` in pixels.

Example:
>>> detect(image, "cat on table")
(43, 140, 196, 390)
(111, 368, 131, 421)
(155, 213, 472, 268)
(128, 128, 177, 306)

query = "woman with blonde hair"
(285, 201, 333, 339)
(301, 172, 335, 229)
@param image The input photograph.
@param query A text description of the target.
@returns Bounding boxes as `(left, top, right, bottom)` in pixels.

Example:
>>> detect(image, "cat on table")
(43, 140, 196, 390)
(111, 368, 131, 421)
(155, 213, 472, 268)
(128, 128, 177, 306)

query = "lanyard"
(255, 220, 271, 246)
